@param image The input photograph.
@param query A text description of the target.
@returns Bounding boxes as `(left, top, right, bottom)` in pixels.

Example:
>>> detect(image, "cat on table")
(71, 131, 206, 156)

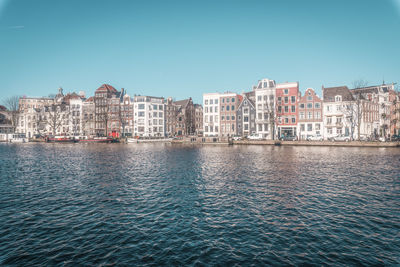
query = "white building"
(203, 93, 220, 136)
(134, 96, 165, 137)
(254, 78, 276, 139)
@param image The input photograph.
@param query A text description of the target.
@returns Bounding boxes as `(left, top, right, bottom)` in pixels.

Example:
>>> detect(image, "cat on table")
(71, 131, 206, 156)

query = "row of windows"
(221, 115, 235, 121)
(277, 96, 296, 104)
(299, 103, 321, 109)
(277, 105, 296, 113)
(300, 123, 321, 131)
(204, 99, 219, 105)
(221, 105, 235, 112)
(299, 111, 321, 119)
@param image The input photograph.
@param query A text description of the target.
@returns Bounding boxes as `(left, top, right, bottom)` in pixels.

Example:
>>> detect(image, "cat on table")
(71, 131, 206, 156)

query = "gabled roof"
(85, 96, 94, 103)
(95, 84, 117, 93)
(237, 92, 255, 109)
(173, 98, 191, 107)
(323, 86, 354, 102)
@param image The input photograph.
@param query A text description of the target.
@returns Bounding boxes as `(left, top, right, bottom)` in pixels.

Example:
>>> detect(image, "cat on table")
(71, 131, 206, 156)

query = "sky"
(0, 0, 399, 104)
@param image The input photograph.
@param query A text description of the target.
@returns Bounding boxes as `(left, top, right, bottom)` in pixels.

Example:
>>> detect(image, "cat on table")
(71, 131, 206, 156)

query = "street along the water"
(0, 143, 399, 265)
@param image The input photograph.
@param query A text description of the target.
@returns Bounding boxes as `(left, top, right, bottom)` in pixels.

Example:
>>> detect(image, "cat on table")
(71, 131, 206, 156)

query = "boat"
(79, 137, 115, 143)
(46, 136, 79, 143)
(8, 133, 29, 143)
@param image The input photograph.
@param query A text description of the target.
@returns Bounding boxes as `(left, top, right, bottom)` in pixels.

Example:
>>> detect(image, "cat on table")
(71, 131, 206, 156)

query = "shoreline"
(1, 139, 399, 147)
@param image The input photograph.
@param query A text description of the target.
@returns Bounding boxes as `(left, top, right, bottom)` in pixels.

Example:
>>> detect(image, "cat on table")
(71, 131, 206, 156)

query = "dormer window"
(335, 95, 342, 102)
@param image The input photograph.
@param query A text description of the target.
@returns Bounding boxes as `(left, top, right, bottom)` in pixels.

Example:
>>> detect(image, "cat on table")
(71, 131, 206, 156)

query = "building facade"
(236, 92, 256, 137)
(297, 88, 323, 140)
(133, 96, 165, 137)
(203, 93, 220, 137)
(276, 82, 299, 138)
(254, 78, 277, 139)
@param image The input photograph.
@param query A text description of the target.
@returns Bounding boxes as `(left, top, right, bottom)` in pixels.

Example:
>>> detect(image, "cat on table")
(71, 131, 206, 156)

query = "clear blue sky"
(0, 0, 399, 104)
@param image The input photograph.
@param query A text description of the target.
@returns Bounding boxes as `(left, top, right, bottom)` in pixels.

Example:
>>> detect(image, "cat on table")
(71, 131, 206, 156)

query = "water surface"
(0, 143, 399, 265)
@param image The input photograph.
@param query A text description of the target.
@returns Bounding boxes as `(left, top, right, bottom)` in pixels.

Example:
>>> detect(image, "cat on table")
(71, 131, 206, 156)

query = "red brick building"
(276, 82, 299, 138)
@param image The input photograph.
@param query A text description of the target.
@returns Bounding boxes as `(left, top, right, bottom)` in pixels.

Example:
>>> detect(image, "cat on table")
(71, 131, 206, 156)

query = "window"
(159, 105, 163, 110)
(138, 104, 145, 109)
(221, 115, 225, 121)
(210, 107, 213, 113)
(277, 97, 282, 104)
(215, 99, 218, 104)
(315, 112, 321, 119)
(205, 100, 208, 105)
(307, 96, 312, 101)
(284, 97, 289, 104)
(264, 123, 268, 131)
(226, 116, 230, 121)
(300, 112, 305, 119)
(307, 103, 313, 109)
(284, 89, 289, 94)
(244, 116, 249, 122)
(307, 124, 312, 131)
(231, 98, 235, 103)
(315, 103, 321, 109)
(307, 112, 312, 119)
(337, 128, 342, 134)
(244, 108, 249, 114)
(300, 103, 305, 109)
(300, 124, 305, 131)
(227, 98, 230, 103)
(226, 106, 230, 111)
(291, 96, 296, 103)
(205, 107, 208, 113)
(221, 106, 225, 112)
(316, 123, 321, 130)
(285, 117, 289, 123)
(210, 99, 213, 105)
(284, 106, 289, 113)
(258, 124, 262, 131)
(264, 113, 268, 120)
(222, 98, 225, 103)
(138, 112, 145, 117)
(258, 113, 262, 119)
(258, 96, 262, 101)
(264, 95, 267, 100)
(326, 105, 330, 111)
(232, 116, 235, 120)
(291, 118, 296, 123)
(291, 106, 295, 112)
(327, 117, 332, 124)
(335, 95, 342, 102)
(336, 117, 342, 124)
(153, 105, 158, 110)
(278, 106, 282, 113)
(244, 124, 249, 130)
(231, 105, 235, 111)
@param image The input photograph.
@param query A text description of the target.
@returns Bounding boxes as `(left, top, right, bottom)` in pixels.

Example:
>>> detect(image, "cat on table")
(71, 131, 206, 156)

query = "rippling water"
(0, 143, 399, 266)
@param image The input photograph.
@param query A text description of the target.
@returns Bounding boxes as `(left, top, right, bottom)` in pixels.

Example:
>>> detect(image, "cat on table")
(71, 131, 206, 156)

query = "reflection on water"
(0, 143, 399, 265)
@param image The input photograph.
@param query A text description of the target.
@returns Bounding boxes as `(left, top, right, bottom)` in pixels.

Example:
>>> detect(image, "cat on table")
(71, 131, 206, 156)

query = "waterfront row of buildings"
(1, 78, 399, 140)
(203, 79, 400, 140)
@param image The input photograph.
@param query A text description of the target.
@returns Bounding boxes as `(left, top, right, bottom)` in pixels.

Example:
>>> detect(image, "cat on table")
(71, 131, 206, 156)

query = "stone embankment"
(171, 137, 400, 147)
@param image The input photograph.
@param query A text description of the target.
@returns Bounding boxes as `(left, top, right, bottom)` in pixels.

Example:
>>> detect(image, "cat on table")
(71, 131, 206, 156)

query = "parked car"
(306, 134, 323, 141)
(332, 134, 351, 142)
(390, 135, 400, 141)
(247, 133, 264, 140)
(232, 135, 242, 141)
(279, 135, 297, 141)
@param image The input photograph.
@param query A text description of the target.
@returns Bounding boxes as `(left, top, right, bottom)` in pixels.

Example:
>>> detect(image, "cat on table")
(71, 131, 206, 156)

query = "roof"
(237, 93, 255, 109)
(323, 86, 354, 102)
(85, 96, 94, 103)
(95, 84, 117, 93)
(173, 98, 191, 107)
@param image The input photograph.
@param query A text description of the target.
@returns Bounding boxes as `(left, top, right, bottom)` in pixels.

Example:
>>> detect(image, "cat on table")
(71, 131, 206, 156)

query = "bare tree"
(351, 79, 369, 140)
(265, 98, 277, 140)
(44, 103, 66, 136)
(118, 102, 128, 137)
(2, 95, 20, 129)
